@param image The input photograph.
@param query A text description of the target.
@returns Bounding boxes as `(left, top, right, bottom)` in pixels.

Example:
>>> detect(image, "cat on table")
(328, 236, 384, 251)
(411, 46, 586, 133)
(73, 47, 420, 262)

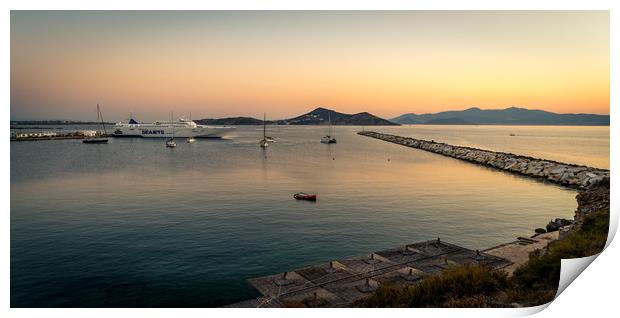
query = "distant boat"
(166, 111, 177, 148)
(187, 112, 196, 143)
(83, 104, 109, 144)
(321, 110, 337, 144)
(321, 135, 337, 144)
(166, 139, 177, 147)
(259, 113, 269, 148)
(113, 115, 235, 138)
(294, 192, 317, 201)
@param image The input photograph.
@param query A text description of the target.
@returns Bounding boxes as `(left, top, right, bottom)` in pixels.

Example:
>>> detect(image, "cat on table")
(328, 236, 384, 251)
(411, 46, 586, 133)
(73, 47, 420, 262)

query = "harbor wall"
(358, 131, 609, 189)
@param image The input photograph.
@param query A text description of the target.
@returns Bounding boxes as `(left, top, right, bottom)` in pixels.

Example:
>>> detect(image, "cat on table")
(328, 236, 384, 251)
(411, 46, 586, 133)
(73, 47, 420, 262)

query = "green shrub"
(357, 265, 508, 307)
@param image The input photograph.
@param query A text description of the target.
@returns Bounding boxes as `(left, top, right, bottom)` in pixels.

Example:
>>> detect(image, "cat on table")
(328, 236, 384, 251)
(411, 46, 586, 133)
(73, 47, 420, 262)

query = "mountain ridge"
(391, 107, 609, 125)
(196, 107, 398, 125)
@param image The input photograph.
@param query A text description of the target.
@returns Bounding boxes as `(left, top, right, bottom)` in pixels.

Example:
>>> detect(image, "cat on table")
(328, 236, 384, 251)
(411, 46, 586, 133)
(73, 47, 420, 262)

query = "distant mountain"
(277, 107, 398, 126)
(423, 118, 473, 125)
(391, 107, 609, 125)
(195, 117, 274, 125)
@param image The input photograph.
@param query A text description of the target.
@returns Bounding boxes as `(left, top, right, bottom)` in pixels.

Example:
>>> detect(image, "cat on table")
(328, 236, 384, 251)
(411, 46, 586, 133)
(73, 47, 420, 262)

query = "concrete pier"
(358, 131, 609, 189)
(225, 240, 512, 308)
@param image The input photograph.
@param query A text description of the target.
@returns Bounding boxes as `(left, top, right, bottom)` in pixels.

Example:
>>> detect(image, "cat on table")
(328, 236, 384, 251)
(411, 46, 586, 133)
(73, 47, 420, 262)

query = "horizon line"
(9, 105, 611, 122)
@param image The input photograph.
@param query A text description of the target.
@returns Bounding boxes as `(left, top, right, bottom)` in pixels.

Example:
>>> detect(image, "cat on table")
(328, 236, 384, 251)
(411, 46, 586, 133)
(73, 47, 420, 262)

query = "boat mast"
(263, 113, 266, 139)
(97, 104, 107, 135)
(189, 112, 193, 138)
(171, 111, 175, 138)
(328, 110, 332, 136)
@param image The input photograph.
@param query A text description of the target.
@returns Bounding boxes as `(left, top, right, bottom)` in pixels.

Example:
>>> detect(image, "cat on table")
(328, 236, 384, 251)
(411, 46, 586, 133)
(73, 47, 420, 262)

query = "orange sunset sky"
(10, 11, 609, 121)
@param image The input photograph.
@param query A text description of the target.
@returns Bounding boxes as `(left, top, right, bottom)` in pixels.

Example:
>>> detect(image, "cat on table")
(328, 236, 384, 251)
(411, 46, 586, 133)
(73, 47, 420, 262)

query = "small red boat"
(294, 192, 317, 201)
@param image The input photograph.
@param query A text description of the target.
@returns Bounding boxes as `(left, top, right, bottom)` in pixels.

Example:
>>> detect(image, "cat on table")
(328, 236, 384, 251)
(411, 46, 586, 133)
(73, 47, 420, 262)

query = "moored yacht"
(113, 116, 235, 138)
(259, 113, 270, 148)
(165, 112, 177, 148)
(321, 110, 337, 144)
(83, 104, 109, 144)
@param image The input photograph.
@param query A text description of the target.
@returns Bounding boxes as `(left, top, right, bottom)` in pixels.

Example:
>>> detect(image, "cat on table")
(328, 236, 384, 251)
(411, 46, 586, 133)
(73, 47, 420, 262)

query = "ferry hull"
(112, 126, 235, 138)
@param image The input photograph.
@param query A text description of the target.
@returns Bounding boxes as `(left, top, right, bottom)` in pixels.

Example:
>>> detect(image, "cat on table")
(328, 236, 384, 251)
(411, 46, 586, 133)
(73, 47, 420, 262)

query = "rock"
(504, 162, 517, 170)
(546, 218, 573, 232)
(535, 228, 547, 234)
(549, 167, 566, 175)
(546, 222, 559, 232)
(526, 164, 543, 175)
(556, 218, 573, 227)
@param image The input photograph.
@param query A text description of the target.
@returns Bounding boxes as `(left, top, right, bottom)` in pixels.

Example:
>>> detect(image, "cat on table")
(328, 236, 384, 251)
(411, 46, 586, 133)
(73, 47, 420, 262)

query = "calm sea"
(10, 125, 609, 307)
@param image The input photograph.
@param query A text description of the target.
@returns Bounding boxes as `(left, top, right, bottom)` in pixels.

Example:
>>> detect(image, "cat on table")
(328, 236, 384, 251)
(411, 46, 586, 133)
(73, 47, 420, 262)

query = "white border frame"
(3, 1, 617, 318)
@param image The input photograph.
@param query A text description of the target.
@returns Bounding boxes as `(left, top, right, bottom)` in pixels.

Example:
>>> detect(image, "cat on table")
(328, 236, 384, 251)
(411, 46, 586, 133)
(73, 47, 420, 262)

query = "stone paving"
(484, 231, 560, 275)
(228, 239, 512, 307)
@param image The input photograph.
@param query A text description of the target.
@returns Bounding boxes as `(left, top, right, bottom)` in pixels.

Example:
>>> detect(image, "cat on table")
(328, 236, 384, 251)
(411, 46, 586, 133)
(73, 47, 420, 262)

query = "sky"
(10, 11, 609, 121)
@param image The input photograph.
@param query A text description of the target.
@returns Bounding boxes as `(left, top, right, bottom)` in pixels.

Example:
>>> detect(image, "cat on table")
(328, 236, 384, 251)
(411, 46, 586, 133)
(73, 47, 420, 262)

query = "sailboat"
(166, 112, 177, 148)
(83, 104, 109, 144)
(321, 110, 337, 144)
(259, 113, 269, 148)
(187, 112, 196, 143)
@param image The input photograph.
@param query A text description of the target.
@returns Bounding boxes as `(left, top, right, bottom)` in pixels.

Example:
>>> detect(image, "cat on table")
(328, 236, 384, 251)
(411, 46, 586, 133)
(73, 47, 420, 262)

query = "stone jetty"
(358, 131, 609, 189)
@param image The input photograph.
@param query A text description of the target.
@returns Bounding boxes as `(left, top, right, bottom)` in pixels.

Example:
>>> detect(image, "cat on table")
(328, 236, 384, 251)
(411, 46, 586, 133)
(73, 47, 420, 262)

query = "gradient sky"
(11, 11, 609, 121)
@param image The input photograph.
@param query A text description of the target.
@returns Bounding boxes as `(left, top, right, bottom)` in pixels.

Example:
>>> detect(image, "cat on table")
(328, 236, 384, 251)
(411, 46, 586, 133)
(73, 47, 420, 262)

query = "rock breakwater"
(358, 131, 609, 189)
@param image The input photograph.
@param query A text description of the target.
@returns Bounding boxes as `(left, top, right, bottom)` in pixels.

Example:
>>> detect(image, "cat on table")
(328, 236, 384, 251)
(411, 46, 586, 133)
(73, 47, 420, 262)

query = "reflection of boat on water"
(321, 110, 337, 144)
(83, 138, 108, 144)
(113, 115, 235, 138)
(83, 104, 109, 144)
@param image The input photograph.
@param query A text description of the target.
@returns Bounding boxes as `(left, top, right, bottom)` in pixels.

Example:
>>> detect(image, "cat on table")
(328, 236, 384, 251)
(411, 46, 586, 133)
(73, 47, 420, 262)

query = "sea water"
(10, 125, 609, 307)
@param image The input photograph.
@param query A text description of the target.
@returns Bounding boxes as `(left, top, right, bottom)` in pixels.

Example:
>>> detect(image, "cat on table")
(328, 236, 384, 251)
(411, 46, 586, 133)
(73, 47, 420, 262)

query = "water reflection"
(10, 125, 605, 307)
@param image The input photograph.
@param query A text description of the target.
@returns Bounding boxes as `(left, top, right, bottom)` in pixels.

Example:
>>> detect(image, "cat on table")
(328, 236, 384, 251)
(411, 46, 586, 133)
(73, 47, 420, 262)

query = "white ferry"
(113, 117, 235, 138)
